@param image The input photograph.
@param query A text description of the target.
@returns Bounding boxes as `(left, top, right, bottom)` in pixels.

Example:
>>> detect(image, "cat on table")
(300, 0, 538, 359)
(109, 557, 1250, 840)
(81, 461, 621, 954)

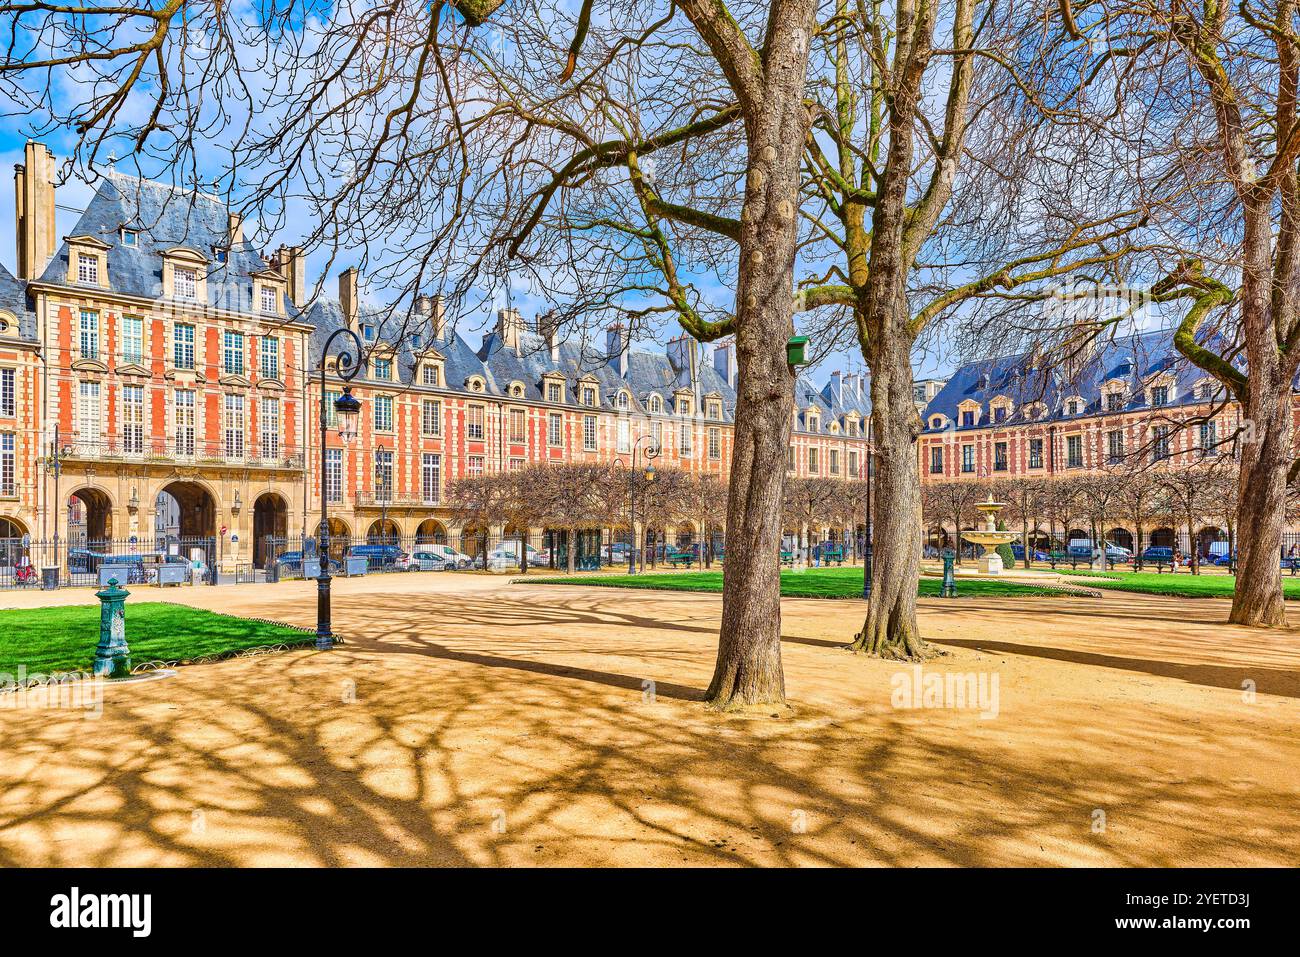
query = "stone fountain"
(960, 494, 1020, 575)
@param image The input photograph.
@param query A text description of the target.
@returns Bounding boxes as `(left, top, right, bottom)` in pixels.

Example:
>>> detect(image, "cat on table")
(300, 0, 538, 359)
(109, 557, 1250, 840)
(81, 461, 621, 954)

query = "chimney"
(712, 340, 737, 389)
(339, 267, 359, 325)
(606, 322, 629, 377)
(418, 295, 446, 340)
(497, 307, 523, 354)
(667, 335, 699, 386)
(228, 212, 244, 245)
(538, 311, 561, 363)
(830, 370, 843, 405)
(14, 141, 56, 280)
(274, 245, 306, 305)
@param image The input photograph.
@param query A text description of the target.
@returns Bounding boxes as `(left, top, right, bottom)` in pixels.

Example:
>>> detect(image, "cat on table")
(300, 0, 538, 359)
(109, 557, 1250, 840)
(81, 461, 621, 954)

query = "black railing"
(58, 439, 304, 470)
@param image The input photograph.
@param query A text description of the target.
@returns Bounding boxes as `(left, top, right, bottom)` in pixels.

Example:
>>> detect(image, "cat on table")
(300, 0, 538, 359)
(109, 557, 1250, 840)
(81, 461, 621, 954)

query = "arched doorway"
(367, 519, 400, 544)
(156, 481, 216, 540)
(1108, 527, 1134, 552)
(415, 519, 446, 544)
(0, 516, 28, 569)
(1150, 527, 1175, 549)
(1198, 525, 1227, 560)
(67, 487, 113, 546)
(1067, 527, 1090, 544)
(316, 517, 351, 552)
(252, 493, 288, 568)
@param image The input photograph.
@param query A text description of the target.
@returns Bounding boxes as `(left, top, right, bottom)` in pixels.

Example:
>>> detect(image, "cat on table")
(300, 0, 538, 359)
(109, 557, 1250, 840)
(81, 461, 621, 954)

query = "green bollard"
(941, 548, 958, 598)
(94, 577, 132, 679)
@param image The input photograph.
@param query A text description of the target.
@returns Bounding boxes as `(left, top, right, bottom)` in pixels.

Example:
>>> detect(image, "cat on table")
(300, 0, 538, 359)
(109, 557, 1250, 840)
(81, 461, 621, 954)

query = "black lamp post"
(375, 440, 391, 545)
(316, 327, 363, 651)
(622, 434, 661, 575)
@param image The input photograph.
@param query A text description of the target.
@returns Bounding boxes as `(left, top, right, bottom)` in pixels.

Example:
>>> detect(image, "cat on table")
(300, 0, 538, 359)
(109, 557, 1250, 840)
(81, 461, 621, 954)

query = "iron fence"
(0, 535, 217, 589)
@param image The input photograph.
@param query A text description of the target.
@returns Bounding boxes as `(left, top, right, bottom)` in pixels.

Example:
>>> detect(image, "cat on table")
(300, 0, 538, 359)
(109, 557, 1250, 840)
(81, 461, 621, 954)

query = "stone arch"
(0, 516, 29, 568)
(366, 519, 400, 544)
(1197, 525, 1227, 559)
(415, 519, 447, 544)
(1150, 526, 1176, 549)
(67, 485, 114, 546)
(156, 479, 217, 540)
(252, 492, 289, 568)
(1107, 527, 1134, 552)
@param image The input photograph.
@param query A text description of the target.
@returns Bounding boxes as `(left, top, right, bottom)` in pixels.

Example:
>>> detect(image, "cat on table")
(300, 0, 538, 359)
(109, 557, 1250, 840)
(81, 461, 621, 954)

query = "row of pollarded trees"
(445, 463, 730, 572)
(921, 460, 1293, 574)
(782, 477, 869, 555)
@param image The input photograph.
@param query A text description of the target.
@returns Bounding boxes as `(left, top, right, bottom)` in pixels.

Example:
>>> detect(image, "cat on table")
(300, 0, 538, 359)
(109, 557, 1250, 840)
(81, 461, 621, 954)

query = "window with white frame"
(122, 315, 143, 364)
(1200, 420, 1217, 455)
(617, 418, 630, 453)
(325, 448, 343, 503)
(174, 389, 195, 456)
(708, 427, 720, 460)
(260, 285, 278, 313)
(467, 455, 484, 476)
(0, 368, 13, 417)
(222, 330, 244, 376)
(372, 357, 391, 380)
(375, 448, 393, 502)
(548, 412, 562, 446)
(679, 423, 692, 457)
(467, 405, 484, 440)
(261, 397, 280, 458)
(77, 381, 101, 440)
(509, 408, 526, 443)
(617, 391, 629, 410)
(649, 395, 661, 413)
(260, 336, 279, 379)
(174, 266, 197, 299)
(547, 381, 563, 403)
(122, 384, 144, 454)
(174, 323, 195, 369)
(79, 310, 99, 360)
(807, 446, 818, 472)
(374, 395, 393, 431)
(582, 386, 596, 407)
(583, 415, 597, 451)
(422, 399, 441, 436)
(849, 449, 859, 475)
(422, 453, 441, 504)
(509, 457, 525, 471)
(0, 432, 12, 496)
(224, 394, 245, 458)
(77, 252, 99, 284)
(422, 364, 439, 386)
(829, 448, 839, 474)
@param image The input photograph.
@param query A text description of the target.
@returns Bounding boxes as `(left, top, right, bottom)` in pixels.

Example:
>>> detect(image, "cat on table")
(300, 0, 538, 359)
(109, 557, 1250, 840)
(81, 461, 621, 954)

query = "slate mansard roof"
(920, 328, 1230, 432)
(0, 262, 36, 341)
(38, 173, 300, 320)
(305, 297, 872, 435)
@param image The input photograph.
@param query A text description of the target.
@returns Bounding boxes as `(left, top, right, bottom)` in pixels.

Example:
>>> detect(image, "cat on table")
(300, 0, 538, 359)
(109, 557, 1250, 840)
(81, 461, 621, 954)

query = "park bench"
(780, 549, 795, 567)
(820, 546, 845, 566)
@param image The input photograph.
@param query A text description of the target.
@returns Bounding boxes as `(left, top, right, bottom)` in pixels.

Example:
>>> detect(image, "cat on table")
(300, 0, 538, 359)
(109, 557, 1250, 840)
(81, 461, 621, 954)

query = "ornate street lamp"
(617, 434, 660, 575)
(316, 327, 363, 650)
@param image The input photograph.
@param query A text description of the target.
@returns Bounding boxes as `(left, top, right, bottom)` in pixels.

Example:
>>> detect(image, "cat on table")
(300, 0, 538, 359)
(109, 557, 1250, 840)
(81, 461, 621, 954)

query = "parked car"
(486, 541, 543, 570)
(350, 543, 409, 568)
(417, 543, 474, 569)
(1140, 545, 1175, 564)
(1010, 544, 1051, 562)
(408, 550, 454, 571)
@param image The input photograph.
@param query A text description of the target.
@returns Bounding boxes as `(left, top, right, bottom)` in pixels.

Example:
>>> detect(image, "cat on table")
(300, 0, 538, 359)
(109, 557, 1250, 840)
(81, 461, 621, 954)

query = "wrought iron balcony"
(58, 439, 305, 471)
(354, 491, 441, 508)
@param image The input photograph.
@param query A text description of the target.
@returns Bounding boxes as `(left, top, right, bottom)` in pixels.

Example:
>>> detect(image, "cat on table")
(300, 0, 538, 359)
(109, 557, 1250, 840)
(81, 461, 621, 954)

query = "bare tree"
(922, 481, 988, 565)
(1074, 471, 1126, 570)
(1002, 477, 1048, 567)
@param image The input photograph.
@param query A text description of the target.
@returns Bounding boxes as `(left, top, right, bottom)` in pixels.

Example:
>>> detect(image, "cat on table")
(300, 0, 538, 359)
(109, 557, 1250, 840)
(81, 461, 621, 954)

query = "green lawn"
(1058, 569, 1300, 599)
(0, 602, 313, 680)
(522, 566, 1075, 599)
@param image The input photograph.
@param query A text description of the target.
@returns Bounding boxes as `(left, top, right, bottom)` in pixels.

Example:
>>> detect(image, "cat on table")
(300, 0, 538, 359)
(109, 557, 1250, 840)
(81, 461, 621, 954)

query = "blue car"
(1010, 544, 1050, 562)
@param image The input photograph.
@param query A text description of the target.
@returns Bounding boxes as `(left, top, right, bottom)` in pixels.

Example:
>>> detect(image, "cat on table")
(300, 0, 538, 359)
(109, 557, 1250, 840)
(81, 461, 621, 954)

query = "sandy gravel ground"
(0, 571, 1295, 867)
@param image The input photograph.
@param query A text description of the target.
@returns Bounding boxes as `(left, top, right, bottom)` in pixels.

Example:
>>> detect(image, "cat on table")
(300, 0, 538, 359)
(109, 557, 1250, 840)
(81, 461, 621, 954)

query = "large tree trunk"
(1231, 386, 1290, 625)
(705, 10, 814, 709)
(850, 332, 926, 659)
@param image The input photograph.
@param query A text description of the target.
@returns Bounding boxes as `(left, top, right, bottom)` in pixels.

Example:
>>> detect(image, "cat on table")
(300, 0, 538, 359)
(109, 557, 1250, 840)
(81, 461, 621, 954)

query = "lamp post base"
(315, 572, 335, 651)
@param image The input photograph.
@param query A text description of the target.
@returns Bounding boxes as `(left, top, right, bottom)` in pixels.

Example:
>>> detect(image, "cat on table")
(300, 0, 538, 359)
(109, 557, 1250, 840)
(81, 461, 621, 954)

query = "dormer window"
(546, 381, 563, 403)
(617, 391, 630, 410)
(1106, 391, 1125, 412)
(422, 364, 440, 386)
(1150, 385, 1168, 407)
(678, 397, 692, 416)
(930, 415, 946, 430)
(77, 252, 99, 285)
(260, 286, 277, 313)
(511, 383, 524, 398)
(961, 409, 976, 427)
(120, 229, 138, 247)
(372, 357, 392, 380)
(174, 266, 197, 299)
(362, 323, 376, 342)
(708, 400, 721, 420)
(582, 386, 596, 407)
(214, 248, 228, 265)
(649, 395, 662, 414)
